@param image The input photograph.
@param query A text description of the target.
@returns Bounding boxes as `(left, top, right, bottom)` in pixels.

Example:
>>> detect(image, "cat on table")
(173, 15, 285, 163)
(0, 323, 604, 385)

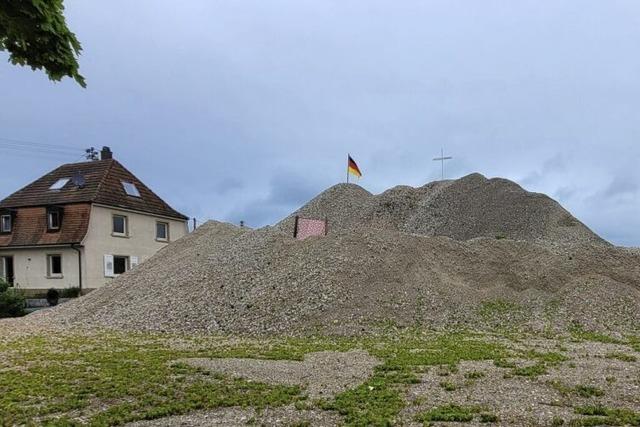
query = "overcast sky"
(1, 1, 639, 246)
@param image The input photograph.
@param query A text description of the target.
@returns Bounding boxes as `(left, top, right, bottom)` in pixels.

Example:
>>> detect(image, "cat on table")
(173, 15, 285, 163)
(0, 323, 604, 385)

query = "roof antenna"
(85, 147, 99, 161)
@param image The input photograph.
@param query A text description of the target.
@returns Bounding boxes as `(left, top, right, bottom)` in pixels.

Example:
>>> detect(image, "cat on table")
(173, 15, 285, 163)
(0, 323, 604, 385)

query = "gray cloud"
(0, 0, 639, 246)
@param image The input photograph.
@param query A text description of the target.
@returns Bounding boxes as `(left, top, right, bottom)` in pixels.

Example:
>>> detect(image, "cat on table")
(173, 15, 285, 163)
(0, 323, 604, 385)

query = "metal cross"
(433, 148, 453, 180)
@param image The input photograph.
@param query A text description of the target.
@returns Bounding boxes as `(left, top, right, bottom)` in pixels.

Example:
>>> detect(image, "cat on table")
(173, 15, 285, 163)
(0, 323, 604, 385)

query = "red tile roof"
(0, 204, 91, 247)
(0, 159, 188, 220)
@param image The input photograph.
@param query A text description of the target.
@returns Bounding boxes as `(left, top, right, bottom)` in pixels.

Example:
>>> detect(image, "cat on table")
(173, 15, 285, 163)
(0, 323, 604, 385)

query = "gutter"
(71, 244, 83, 292)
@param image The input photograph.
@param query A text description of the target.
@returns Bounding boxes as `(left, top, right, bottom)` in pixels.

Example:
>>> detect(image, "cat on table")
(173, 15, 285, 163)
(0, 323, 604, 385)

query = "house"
(0, 147, 189, 295)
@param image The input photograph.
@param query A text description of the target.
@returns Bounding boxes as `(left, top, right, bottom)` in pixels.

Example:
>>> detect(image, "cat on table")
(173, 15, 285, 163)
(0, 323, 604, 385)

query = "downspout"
(71, 244, 83, 294)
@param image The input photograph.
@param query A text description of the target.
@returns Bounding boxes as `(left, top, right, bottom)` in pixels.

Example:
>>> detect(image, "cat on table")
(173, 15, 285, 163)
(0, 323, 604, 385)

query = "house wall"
(81, 205, 188, 290)
(0, 246, 85, 292)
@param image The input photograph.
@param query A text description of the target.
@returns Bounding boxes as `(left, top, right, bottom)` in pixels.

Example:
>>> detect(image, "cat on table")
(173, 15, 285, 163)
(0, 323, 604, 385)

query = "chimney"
(100, 146, 113, 160)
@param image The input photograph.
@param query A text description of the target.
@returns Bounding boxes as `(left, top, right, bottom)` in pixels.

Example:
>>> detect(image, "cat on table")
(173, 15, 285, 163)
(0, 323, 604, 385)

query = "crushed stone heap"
(278, 173, 606, 245)
(31, 174, 639, 336)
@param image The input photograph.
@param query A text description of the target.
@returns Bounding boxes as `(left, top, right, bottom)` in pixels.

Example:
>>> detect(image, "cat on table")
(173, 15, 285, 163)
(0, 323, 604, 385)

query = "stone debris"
(27, 173, 640, 335)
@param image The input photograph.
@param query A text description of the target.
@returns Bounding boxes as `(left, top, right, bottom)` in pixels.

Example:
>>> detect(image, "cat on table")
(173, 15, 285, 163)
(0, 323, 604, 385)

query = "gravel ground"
(180, 350, 379, 399)
(401, 339, 640, 426)
(22, 173, 640, 336)
(125, 405, 343, 427)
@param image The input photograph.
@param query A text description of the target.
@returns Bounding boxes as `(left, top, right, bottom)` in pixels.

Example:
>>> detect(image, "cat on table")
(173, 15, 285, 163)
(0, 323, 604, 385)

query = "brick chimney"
(100, 146, 113, 160)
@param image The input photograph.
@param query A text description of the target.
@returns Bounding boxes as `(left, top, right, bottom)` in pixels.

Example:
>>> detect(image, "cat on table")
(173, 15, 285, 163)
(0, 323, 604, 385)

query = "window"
(113, 256, 129, 275)
(121, 181, 141, 197)
(104, 254, 138, 277)
(47, 254, 63, 278)
(112, 215, 128, 236)
(49, 178, 70, 190)
(156, 222, 169, 241)
(0, 256, 14, 285)
(47, 210, 61, 230)
(0, 215, 11, 233)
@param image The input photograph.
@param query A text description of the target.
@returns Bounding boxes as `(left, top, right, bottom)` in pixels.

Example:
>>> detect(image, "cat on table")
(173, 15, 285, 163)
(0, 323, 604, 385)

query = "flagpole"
(346, 154, 350, 184)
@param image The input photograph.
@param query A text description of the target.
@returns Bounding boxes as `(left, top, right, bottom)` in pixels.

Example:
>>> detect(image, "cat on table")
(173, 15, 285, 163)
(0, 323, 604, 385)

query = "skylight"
(49, 178, 70, 190)
(122, 181, 141, 197)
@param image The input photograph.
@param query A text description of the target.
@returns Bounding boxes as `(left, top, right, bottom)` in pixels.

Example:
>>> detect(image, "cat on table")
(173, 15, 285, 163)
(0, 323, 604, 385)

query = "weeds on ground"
(415, 404, 498, 425)
(605, 352, 637, 362)
(548, 381, 604, 398)
(568, 324, 623, 345)
(0, 331, 510, 426)
(572, 405, 640, 426)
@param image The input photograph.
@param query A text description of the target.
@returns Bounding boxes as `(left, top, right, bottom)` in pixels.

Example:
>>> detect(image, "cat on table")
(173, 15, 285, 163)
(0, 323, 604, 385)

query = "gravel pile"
(29, 174, 639, 336)
(278, 173, 606, 245)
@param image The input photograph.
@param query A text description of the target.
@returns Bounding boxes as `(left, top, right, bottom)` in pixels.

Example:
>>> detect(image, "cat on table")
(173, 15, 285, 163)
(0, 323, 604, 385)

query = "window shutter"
(104, 254, 115, 277)
(130, 256, 139, 268)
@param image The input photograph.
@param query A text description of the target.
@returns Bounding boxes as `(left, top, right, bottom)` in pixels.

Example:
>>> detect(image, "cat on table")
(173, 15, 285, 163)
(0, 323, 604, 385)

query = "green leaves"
(0, 0, 85, 87)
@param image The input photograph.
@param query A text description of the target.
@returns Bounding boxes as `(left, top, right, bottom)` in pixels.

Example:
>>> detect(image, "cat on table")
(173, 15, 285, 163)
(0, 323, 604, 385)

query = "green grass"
(572, 405, 640, 426)
(319, 332, 509, 426)
(439, 381, 458, 391)
(415, 404, 498, 425)
(568, 325, 623, 345)
(464, 370, 485, 379)
(0, 333, 306, 426)
(416, 404, 476, 423)
(0, 331, 511, 427)
(512, 362, 548, 377)
(605, 352, 637, 362)
(549, 381, 604, 398)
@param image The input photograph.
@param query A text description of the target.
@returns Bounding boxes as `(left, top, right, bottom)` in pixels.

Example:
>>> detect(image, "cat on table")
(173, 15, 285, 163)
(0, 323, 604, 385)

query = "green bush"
(46, 288, 60, 306)
(60, 287, 81, 298)
(0, 286, 26, 318)
(0, 278, 9, 293)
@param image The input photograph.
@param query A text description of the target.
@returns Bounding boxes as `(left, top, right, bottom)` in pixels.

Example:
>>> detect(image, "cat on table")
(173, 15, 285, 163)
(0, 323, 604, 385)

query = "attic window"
(49, 178, 70, 190)
(122, 181, 141, 197)
(0, 215, 11, 233)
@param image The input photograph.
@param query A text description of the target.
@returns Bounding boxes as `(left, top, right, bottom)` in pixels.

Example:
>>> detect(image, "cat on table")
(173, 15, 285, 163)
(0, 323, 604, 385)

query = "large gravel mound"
(29, 174, 639, 336)
(278, 173, 605, 245)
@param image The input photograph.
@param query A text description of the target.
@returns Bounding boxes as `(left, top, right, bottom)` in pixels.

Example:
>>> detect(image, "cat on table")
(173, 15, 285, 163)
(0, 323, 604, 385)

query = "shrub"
(0, 287, 26, 318)
(60, 287, 81, 298)
(46, 288, 60, 306)
(0, 278, 9, 293)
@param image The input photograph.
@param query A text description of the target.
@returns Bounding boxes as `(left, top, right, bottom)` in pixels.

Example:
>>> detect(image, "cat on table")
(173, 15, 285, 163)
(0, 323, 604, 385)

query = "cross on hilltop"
(433, 148, 453, 180)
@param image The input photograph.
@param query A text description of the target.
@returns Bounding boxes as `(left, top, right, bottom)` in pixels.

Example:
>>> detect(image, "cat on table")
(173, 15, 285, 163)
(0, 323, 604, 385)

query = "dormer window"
(0, 215, 11, 233)
(121, 181, 141, 197)
(46, 207, 63, 232)
(49, 178, 70, 190)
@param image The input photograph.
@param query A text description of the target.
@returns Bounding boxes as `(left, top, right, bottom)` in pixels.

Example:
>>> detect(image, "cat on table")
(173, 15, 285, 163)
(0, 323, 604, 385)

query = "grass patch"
(0, 330, 511, 426)
(464, 370, 485, 379)
(573, 405, 640, 426)
(513, 363, 547, 377)
(415, 404, 498, 424)
(605, 352, 637, 362)
(0, 333, 312, 426)
(548, 381, 604, 398)
(439, 381, 458, 391)
(569, 325, 623, 344)
(416, 404, 476, 422)
(320, 332, 509, 426)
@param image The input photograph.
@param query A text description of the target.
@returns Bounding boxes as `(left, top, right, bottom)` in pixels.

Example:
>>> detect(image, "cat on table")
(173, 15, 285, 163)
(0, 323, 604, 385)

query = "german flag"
(348, 155, 362, 178)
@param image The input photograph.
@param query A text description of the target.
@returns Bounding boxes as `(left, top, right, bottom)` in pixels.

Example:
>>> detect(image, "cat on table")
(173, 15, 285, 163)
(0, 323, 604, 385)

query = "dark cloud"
(1, 0, 639, 246)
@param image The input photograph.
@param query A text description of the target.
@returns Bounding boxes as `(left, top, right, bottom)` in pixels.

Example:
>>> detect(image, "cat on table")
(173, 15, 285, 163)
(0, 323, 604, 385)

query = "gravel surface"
(125, 405, 343, 427)
(24, 173, 640, 336)
(401, 340, 640, 426)
(180, 350, 378, 399)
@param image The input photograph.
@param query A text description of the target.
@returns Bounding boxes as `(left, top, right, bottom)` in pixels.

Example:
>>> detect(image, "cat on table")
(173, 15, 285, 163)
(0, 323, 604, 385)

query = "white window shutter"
(104, 254, 115, 277)
(130, 256, 139, 268)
